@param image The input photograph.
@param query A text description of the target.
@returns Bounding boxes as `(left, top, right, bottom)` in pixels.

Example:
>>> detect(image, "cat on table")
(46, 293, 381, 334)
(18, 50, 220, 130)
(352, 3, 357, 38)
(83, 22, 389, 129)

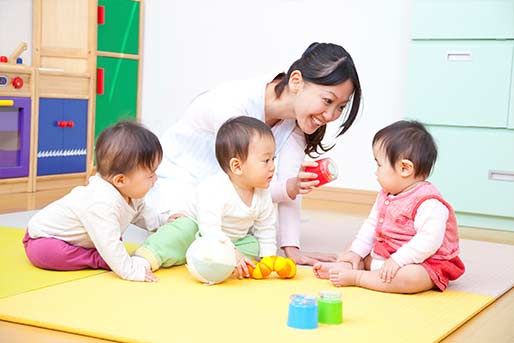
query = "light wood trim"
(28, 68, 39, 192)
(0, 177, 29, 185)
(40, 47, 89, 59)
(32, 0, 42, 68)
(39, 74, 90, 98)
(304, 186, 378, 206)
(0, 91, 31, 97)
(96, 51, 140, 60)
(40, 0, 89, 54)
(87, 0, 98, 177)
(8, 42, 28, 63)
(37, 93, 90, 100)
(0, 178, 29, 195)
(0, 64, 32, 73)
(38, 69, 90, 78)
(35, 173, 87, 191)
(136, 0, 144, 121)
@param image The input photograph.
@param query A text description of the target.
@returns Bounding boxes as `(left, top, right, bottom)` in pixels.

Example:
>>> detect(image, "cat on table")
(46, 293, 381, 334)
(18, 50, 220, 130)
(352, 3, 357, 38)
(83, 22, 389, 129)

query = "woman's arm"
(272, 127, 336, 265)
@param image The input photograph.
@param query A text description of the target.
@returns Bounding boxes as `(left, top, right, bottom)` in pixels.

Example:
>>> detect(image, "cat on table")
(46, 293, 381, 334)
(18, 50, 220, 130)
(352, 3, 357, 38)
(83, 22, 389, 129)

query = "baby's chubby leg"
(135, 217, 198, 271)
(329, 264, 434, 294)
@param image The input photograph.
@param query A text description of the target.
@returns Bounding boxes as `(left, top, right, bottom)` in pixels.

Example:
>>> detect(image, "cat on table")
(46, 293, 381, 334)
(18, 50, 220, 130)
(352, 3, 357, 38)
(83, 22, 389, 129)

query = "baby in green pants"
(135, 116, 277, 278)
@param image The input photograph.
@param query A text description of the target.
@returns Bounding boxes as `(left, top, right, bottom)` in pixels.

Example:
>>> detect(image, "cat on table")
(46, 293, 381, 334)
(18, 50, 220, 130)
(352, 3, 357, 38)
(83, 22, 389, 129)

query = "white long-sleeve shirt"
(183, 173, 277, 257)
(27, 175, 169, 281)
(145, 74, 305, 248)
(350, 198, 449, 267)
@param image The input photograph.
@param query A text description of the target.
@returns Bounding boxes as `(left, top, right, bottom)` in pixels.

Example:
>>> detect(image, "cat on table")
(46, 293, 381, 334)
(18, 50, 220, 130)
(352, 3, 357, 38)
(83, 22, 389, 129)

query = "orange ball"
(274, 256, 297, 279)
(260, 256, 276, 271)
(252, 262, 272, 279)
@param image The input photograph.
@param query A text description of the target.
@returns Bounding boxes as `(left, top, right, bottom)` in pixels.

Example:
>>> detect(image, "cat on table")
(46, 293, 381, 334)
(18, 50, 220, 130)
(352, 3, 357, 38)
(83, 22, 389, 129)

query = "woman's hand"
(286, 161, 320, 200)
(283, 246, 337, 266)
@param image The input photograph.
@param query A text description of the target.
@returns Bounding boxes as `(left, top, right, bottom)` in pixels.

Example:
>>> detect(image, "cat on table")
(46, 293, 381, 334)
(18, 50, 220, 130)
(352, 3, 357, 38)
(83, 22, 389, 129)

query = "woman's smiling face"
(294, 78, 354, 134)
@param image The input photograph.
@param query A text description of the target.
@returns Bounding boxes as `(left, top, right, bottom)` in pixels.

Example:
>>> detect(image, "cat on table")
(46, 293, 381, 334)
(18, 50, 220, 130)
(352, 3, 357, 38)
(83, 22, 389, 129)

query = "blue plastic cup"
(287, 294, 318, 329)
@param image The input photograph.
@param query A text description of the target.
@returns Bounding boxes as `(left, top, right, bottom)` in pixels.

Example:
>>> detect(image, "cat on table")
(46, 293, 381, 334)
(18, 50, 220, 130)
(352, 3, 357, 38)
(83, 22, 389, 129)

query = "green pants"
(135, 217, 259, 271)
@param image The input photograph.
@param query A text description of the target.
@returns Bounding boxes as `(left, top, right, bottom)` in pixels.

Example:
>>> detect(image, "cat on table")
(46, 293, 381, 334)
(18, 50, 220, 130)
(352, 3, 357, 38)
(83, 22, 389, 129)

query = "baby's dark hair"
(372, 120, 437, 178)
(95, 121, 163, 178)
(215, 116, 275, 173)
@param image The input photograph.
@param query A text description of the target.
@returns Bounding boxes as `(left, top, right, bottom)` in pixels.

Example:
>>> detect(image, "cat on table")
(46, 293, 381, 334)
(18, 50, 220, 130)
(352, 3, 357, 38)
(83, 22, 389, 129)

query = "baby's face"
(373, 143, 404, 195)
(122, 159, 160, 200)
(240, 135, 276, 189)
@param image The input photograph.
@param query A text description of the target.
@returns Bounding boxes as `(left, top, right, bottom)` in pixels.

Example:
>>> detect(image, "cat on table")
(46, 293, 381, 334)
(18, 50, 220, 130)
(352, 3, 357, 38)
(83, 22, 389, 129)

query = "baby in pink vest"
(314, 120, 465, 293)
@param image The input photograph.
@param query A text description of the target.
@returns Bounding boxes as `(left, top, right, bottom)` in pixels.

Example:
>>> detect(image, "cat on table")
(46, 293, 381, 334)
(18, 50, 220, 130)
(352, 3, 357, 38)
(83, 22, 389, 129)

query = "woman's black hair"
(274, 42, 362, 157)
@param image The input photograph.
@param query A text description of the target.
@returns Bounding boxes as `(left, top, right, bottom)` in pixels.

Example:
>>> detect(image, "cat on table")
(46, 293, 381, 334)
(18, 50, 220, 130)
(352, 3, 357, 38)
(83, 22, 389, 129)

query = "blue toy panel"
(37, 98, 88, 176)
(61, 99, 88, 174)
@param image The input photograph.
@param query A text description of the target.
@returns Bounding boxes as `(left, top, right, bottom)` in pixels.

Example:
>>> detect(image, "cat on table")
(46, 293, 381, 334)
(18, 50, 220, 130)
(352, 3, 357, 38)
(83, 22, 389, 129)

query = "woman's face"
(293, 78, 355, 135)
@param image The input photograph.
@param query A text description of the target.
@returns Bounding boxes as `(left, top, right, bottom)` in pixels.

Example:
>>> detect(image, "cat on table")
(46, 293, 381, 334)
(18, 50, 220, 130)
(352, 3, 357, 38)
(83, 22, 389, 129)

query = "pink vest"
(373, 181, 460, 261)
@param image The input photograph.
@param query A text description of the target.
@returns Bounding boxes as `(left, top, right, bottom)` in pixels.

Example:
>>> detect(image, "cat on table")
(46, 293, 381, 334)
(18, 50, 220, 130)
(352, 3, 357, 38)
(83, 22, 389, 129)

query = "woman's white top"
(146, 75, 306, 248)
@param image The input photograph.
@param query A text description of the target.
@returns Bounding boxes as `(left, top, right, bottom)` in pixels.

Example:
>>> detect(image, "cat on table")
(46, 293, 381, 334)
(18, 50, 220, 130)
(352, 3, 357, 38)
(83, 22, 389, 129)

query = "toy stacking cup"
(287, 294, 318, 330)
(304, 158, 338, 187)
(318, 290, 343, 324)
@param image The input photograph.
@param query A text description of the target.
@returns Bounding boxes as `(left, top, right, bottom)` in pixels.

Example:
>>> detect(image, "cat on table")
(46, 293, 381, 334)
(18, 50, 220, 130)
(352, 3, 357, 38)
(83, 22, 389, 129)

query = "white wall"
(0, 0, 32, 65)
(141, 0, 411, 191)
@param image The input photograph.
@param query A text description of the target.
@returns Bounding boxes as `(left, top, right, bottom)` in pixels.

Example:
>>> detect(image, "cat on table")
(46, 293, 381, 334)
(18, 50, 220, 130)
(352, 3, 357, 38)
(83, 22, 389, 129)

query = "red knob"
(12, 77, 24, 89)
(56, 121, 65, 128)
(67, 120, 75, 128)
(0, 56, 7, 63)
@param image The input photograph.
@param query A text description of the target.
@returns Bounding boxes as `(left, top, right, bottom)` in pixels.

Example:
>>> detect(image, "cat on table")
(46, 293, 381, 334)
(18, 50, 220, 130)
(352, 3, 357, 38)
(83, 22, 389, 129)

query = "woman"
(147, 42, 362, 265)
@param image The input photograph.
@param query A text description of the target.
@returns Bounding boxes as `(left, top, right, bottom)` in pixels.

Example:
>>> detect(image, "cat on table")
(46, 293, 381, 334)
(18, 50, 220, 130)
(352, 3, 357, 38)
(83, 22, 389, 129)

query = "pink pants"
(23, 231, 110, 271)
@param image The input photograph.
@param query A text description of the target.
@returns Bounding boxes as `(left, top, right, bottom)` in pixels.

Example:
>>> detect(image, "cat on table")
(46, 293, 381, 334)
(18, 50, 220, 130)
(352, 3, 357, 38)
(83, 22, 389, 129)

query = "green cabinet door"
(407, 41, 514, 128)
(98, 0, 140, 54)
(95, 56, 138, 139)
(427, 126, 514, 218)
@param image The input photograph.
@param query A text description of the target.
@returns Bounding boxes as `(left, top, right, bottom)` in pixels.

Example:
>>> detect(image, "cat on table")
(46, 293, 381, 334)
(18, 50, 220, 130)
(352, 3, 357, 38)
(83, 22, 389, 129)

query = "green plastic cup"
(318, 290, 343, 324)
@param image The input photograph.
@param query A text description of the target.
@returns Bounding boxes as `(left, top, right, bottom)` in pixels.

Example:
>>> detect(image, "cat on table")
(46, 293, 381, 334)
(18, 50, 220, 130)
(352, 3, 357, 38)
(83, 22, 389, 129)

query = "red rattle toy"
(304, 157, 338, 187)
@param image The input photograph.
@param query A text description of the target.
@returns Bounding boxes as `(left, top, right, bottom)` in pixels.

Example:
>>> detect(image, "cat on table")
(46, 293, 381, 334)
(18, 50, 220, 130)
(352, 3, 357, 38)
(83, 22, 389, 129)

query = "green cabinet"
(428, 126, 514, 218)
(95, 56, 138, 139)
(407, 41, 513, 128)
(97, 0, 140, 54)
(412, 0, 514, 40)
(408, 0, 514, 231)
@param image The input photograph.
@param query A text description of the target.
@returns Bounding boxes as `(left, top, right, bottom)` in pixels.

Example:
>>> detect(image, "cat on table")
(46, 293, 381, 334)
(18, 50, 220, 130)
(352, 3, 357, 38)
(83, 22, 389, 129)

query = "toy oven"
(0, 97, 31, 179)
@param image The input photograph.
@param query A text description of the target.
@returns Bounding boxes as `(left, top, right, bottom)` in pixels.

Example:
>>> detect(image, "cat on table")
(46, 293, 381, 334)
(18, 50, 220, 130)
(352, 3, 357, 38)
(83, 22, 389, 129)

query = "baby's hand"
(379, 258, 400, 283)
(167, 213, 186, 223)
(144, 268, 158, 282)
(233, 250, 254, 279)
(337, 251, 363, 269)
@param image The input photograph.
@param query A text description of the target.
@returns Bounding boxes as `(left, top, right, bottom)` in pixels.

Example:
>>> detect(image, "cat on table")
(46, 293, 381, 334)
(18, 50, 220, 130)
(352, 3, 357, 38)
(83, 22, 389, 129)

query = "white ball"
(186, 236, 237, 285)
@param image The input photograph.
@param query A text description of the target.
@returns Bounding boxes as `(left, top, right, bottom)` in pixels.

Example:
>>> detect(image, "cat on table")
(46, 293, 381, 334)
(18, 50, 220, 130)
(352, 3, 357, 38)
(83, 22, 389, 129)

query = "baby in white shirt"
(135, 116, 277, 279)
(24, 121, 167, 282)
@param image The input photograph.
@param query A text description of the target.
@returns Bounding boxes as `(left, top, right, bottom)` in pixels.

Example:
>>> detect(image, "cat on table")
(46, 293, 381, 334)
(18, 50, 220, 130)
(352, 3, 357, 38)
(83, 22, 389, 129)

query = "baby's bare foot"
(329, 269, 359, 287)
(313, 262, 342, 279)
(313, 262, 352, 279)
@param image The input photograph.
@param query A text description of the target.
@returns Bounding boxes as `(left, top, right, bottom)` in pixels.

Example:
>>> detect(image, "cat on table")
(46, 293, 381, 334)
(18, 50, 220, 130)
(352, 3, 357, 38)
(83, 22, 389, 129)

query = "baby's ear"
(111, 173, 127, 187)
(398, 159, 415, 177)
(229, 157, 243, 175)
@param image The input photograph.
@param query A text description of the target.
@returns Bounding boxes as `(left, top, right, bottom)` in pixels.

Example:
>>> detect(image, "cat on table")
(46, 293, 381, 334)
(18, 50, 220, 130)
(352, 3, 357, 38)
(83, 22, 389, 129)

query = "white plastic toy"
(186, 235, 236, 285)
